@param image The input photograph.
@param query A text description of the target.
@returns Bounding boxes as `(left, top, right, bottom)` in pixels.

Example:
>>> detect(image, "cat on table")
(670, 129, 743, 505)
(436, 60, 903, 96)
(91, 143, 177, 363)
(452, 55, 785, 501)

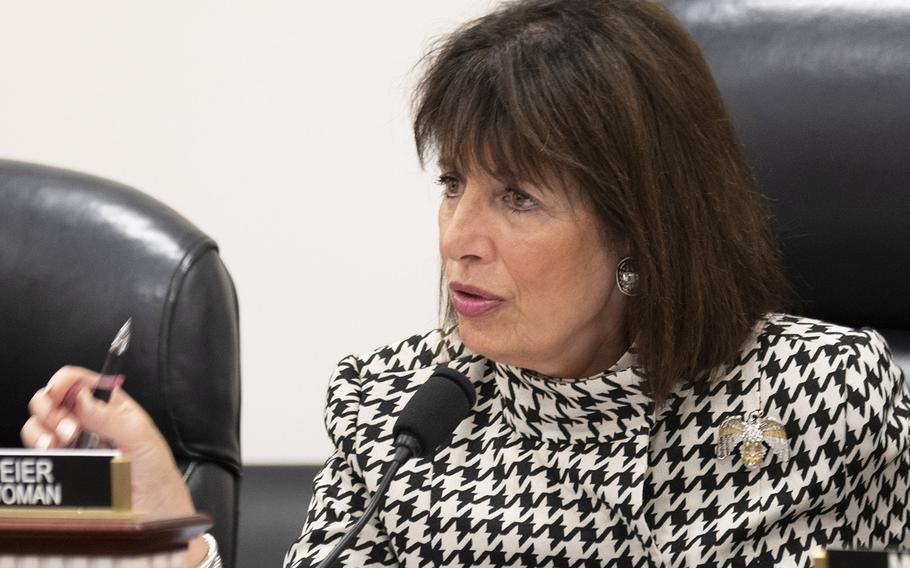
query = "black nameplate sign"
(0, 449, 121, 509)
(827, 549, 910, 567)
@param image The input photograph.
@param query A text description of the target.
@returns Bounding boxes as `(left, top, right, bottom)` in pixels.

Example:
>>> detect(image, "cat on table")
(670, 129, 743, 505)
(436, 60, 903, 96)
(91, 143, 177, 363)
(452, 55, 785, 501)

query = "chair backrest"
(0, 159, 242, 567)
(666, 0, 910, 375)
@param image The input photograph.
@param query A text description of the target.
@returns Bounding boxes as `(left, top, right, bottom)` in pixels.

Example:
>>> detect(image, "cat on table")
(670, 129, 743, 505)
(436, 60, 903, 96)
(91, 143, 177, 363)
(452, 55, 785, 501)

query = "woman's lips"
(449, 283, 504, 317)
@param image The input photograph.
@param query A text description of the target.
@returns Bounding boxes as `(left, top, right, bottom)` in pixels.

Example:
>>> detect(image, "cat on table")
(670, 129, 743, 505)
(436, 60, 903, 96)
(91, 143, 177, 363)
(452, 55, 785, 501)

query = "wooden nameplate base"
(0, 513, 212, 555)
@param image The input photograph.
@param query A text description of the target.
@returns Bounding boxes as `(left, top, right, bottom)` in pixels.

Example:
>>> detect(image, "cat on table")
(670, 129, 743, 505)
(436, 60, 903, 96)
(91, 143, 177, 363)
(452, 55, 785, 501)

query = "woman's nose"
(439, 186, 495, 264)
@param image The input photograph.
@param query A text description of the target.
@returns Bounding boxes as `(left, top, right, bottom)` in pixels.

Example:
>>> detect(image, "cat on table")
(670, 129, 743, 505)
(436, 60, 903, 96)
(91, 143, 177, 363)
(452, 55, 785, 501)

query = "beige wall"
(0, 0, 497, 463)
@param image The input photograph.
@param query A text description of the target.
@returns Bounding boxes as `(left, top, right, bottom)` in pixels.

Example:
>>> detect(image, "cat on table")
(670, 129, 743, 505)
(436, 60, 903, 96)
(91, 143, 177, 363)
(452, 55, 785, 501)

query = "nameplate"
(0, 449, 129, 510)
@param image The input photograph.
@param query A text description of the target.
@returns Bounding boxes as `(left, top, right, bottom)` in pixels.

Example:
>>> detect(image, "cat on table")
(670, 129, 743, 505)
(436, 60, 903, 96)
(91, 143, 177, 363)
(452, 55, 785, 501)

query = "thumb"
(72, 385, 163, 454)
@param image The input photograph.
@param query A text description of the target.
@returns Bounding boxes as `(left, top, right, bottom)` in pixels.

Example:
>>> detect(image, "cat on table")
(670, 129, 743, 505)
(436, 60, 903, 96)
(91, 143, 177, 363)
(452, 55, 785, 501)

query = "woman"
(22, 0, 910, 566)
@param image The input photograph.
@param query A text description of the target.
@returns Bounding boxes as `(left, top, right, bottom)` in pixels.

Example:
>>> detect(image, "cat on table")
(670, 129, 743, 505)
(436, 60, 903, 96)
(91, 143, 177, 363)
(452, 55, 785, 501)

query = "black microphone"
(313, 366, 476, 568)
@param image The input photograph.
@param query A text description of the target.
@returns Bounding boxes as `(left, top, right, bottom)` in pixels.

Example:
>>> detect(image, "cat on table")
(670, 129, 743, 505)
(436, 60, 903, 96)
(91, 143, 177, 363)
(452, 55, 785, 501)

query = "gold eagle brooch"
(717, 410, 790, 470)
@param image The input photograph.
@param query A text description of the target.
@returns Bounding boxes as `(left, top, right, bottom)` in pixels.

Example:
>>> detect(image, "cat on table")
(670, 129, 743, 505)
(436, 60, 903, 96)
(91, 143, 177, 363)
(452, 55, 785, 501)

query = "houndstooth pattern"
(286, 314, 910, 567)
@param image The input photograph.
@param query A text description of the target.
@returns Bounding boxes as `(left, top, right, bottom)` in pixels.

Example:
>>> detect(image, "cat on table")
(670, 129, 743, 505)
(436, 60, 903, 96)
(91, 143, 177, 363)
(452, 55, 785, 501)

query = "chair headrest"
(666, 1, 910, 330)
(0, 159, 240, 473)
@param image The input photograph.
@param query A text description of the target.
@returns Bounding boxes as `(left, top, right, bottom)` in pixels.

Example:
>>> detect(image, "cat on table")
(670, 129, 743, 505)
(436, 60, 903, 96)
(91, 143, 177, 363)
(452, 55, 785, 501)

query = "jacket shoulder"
(745, 313, 887, 386)
(761, 313, 868, 346)
(322, 329, 465, 444)
(323, 329, 478, 485)
(353, 328, 462, 378)
(757, 314, 898, 378)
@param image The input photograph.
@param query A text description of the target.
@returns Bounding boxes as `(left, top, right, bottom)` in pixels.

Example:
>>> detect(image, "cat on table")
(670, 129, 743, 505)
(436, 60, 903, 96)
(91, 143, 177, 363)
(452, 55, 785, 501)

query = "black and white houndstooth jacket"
(287, 314, 910, 567)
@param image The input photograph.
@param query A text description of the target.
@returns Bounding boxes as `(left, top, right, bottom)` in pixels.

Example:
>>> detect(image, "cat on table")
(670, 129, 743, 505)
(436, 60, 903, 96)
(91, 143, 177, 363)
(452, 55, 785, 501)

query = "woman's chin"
(456, 320, 499, 358)
(456, 320, 529, 369)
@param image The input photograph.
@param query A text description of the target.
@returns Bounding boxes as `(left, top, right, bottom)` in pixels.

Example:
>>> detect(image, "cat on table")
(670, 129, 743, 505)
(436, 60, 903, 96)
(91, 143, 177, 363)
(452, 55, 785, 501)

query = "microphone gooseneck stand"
(295, 367, 475, 568)
(314, 437, 418, 568)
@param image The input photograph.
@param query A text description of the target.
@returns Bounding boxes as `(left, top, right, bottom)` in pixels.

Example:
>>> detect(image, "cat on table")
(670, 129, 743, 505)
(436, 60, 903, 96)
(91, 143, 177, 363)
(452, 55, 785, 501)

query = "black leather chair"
(0, 159, 242, 567)
(666, 0, 910, 377)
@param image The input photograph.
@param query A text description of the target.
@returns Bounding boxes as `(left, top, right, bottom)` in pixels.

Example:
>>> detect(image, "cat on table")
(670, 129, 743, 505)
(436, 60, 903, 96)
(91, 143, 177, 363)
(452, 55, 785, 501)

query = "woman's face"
(438, 166, 629, 378)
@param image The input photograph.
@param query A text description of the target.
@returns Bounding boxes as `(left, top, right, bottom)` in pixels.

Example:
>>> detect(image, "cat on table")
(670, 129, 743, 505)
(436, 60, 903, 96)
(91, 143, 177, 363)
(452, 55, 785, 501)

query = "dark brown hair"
(413, 0, 789, 403)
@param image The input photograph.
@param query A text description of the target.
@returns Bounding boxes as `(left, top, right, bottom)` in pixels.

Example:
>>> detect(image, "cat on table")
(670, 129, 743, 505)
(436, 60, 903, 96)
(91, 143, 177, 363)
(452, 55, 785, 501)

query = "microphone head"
(392, 366, 476, 459)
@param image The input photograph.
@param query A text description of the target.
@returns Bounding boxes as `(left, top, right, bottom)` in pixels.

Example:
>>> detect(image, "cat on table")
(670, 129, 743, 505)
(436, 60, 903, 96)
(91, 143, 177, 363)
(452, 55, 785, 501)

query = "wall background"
(0, 0, 498, 464)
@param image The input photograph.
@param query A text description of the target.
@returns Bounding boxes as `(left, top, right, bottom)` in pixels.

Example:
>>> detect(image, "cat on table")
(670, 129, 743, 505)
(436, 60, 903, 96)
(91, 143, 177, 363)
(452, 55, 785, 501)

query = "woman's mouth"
(449, 283, 504, 318)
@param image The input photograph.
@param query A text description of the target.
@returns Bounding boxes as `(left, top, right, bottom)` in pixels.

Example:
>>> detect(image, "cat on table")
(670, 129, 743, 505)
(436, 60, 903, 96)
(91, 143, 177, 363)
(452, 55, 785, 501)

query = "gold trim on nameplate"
(110, 456, 132, 512)
(810, 547, 828, 568)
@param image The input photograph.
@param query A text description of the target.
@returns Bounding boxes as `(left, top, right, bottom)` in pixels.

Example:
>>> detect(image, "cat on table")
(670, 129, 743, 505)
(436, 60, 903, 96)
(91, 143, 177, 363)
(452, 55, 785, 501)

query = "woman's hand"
(20, 366, 210, 565)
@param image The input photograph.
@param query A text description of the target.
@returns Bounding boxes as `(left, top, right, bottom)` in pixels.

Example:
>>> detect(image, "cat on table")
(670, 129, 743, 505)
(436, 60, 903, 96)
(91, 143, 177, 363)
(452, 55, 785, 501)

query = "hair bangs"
(414, 44, 572, 193)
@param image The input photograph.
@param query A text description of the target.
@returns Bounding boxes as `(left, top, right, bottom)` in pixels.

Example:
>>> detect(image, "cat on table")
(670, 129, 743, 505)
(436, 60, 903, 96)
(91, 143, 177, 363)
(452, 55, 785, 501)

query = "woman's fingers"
(25, 366, 131, 449)
(44, 366, 100, 402)
(26, 387, 82, 446)
(21, 415, 58, 449)
(28, 387, 56, 422)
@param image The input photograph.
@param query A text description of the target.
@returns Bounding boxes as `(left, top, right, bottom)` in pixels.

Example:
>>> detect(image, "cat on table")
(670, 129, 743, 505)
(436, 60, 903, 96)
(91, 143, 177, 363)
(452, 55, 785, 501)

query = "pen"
(71, 318, 132, 449)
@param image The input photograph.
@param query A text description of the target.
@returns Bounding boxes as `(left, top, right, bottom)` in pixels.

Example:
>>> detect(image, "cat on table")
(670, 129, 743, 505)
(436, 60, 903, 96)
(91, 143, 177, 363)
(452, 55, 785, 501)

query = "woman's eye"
(503, 188, 538, 212)
(435, 175, 461, 198)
